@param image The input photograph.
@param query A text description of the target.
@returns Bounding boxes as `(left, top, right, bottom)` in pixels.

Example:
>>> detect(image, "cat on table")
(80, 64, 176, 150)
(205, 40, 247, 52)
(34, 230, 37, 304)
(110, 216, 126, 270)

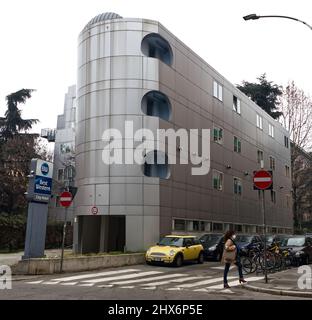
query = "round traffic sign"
(59, 191, 73, 207)
(253, 170, 273, 190)
(91, 206, 98, 215)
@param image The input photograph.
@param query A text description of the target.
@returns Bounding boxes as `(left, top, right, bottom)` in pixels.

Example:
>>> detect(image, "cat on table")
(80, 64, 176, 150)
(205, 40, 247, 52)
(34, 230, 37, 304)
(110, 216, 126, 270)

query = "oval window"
(141, 33, 173, 66)
(141, 90, 172, 121)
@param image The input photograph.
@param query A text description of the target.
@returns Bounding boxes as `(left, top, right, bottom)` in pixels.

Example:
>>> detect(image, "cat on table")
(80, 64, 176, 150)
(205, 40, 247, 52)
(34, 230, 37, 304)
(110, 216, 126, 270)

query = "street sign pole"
(59, 190, 72, 273)
(262, 189, 268, 284)
(60, 206, 68, 273)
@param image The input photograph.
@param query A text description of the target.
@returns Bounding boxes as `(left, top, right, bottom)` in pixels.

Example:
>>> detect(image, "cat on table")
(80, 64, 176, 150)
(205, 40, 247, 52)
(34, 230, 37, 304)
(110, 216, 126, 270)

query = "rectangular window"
(271, 190, 276, 204)
(213, 223, 223, 232)
(284, 136, 289, 148)
(213, 126, 223, 144)
(213, 80, 223, 101)
(285, 165, 290, 177)
(269, 123, 274, 138)
(60, 142, 72, 154)
(256, 114, 263, 129)
(234, 225, 243, 232)
(213, 170, 224, 191)
(234, 136, 241, 153)
(200, 221, 205, 232)
(286, 195, 291, 209)
(193, 221, 199, 231)
(233, 96, 241, 114)
(257, 150, 264, 164)
(233, 177, 242, 195)
(58, 169, 64, 181)
(269, 156, 276, 170)
(174, 219, 186, 231)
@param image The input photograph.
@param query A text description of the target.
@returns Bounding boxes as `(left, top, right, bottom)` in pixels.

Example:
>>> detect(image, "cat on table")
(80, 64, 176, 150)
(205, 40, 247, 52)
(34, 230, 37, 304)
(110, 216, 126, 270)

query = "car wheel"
(173, 254, 183, 267)
(146, 260, 152, 265)
(197, 252, 204, 264)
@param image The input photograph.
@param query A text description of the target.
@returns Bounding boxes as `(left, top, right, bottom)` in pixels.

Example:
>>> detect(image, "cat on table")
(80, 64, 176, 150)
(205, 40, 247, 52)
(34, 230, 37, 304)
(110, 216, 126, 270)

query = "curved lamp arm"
(243, 14, 312, 31)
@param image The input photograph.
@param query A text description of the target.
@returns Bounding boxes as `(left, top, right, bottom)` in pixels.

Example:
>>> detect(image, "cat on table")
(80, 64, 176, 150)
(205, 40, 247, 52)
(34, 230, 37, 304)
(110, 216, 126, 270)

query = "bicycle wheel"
(259, 252, 275, 271)
(241, 256, 253, 275)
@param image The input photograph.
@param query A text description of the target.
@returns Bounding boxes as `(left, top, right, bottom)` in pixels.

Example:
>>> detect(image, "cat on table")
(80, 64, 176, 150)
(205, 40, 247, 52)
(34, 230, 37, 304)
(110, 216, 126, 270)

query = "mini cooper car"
(145, 235, 204, 267)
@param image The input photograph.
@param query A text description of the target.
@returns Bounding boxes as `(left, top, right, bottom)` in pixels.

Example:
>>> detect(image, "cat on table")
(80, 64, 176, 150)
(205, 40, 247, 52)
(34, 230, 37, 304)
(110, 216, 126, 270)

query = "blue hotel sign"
(26, 159, 53, 203)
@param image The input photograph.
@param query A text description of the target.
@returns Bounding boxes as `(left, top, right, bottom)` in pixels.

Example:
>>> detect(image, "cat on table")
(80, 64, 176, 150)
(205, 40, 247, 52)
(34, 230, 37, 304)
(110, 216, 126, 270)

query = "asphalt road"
(0, 261, 309, 300)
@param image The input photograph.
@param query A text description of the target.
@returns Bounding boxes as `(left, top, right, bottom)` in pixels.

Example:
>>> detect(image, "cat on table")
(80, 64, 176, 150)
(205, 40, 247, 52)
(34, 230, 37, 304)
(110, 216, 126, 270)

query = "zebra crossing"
(26, 267, 263, 293)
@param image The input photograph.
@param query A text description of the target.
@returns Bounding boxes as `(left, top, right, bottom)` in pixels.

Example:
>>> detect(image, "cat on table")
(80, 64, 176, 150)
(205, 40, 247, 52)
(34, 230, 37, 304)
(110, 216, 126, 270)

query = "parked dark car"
(235, 234, 263, 256)
(199, 233, 224, 261)
(280, 235, 312, 266)
(261, 234, 291, 247)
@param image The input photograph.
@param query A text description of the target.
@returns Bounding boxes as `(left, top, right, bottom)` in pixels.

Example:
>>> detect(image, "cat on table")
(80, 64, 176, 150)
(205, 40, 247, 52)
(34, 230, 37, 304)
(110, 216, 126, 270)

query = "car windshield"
(285, 237, 305, 247)
(200, 234, 222, 245)
(236, 235, 252, 243)
(280, 237, 291, 246)
(158, 237, 184, 247)
(266, 236, 274, 243)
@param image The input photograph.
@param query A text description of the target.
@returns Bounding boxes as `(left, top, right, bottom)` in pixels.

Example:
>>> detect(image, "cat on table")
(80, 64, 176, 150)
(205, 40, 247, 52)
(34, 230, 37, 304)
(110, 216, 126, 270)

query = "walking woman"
(222, 230, 247, 288)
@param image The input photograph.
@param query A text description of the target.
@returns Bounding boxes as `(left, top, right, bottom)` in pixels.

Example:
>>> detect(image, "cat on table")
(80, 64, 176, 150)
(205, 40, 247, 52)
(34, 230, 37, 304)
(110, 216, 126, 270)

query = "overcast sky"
(0, 0, 311, 135)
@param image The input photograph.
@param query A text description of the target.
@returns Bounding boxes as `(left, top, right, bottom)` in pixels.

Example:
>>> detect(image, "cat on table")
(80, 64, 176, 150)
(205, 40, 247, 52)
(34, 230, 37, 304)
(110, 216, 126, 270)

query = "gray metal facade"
(74, 13, 292, 253)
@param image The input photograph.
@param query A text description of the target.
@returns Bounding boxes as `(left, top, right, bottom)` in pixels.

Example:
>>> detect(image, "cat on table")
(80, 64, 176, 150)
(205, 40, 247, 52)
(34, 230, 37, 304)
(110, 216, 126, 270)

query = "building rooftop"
(83, 12, 123, 31)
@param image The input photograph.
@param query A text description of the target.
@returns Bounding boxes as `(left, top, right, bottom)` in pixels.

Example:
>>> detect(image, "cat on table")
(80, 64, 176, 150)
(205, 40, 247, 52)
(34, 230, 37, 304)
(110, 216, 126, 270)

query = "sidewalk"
(244, 266, 312, 298)
(0, 249, 71, 267)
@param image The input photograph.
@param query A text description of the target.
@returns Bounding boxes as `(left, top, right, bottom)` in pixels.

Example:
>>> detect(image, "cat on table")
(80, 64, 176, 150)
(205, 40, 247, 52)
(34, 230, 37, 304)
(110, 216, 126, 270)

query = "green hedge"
(0, 213, 73, 252)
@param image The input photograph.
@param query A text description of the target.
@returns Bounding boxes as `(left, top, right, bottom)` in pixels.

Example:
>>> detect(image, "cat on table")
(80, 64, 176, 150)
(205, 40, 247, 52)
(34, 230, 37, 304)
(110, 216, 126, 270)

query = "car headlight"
(295, 251, 304, 257)
(208, 246, 217, 251)
(169, 250, 175, 256)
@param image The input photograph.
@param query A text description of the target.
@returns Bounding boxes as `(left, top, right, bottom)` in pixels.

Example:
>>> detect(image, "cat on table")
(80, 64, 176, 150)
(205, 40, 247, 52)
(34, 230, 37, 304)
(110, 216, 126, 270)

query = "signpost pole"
(60, 206, 68, 273)
(262, 189, 268, 284)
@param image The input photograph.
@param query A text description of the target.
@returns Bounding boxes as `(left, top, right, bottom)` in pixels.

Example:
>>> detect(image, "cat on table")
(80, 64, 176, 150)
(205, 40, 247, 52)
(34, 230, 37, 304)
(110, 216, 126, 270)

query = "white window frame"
(213, 125, 223, 144)
(213, 80, 223, 101)
(233, 96, 241, 114)
(234, 136, 241, 153)
(212, 170, 224, 191)
(269, 123, 274, 138)
(269, 156, 276, 170)
(233, 177, 242, 195)
(256, 114, 263, 129)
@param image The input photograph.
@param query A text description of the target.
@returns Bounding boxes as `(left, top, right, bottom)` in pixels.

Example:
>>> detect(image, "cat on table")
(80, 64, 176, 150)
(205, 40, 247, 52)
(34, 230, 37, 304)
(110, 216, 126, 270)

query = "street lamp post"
(243, 14, 312, 31)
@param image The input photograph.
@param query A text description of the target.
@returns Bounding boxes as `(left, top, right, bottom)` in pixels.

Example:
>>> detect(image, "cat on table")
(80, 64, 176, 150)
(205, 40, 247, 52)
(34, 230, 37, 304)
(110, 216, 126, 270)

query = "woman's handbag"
(222, 243, 237, 263)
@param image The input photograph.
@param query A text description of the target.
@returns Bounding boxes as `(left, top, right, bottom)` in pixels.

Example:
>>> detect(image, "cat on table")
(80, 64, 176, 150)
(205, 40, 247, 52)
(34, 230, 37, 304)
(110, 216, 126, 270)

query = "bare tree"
(279, 81, 312, 231)
(280, 81, 312, 151)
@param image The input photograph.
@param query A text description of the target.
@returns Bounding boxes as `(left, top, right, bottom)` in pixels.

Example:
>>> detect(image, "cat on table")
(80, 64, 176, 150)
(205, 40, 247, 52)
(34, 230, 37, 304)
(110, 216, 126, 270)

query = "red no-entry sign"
(59, 191, 73, 207)
(253, 170, 273, 190)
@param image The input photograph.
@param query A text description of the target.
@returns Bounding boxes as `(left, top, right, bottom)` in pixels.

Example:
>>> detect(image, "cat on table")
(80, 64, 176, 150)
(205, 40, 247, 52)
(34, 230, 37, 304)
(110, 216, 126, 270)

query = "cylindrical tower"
(74, 12, 168, 253)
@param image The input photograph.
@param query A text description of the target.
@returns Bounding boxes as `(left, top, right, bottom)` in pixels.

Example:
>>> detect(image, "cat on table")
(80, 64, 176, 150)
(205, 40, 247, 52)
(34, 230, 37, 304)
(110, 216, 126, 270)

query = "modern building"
(48, 85, 76, 222)
(73, 12, 293, 253)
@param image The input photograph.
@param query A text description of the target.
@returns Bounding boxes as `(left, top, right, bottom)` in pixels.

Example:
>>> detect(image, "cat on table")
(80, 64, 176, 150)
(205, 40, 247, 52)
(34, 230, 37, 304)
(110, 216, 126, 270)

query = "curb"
(244, 284, 312, 298)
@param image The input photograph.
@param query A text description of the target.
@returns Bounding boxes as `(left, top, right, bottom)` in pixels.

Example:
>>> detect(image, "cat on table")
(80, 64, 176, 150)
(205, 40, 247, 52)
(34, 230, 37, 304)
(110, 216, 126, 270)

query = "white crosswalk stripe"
(210, 266, 235, 270)
(111, 273, 186, 286)
(176, 276, 236, 288)
(208, 276, 263, 289)
(141, 276, 205, 287)
(51, 269, 140, 282)
(82, 271, 163, 284)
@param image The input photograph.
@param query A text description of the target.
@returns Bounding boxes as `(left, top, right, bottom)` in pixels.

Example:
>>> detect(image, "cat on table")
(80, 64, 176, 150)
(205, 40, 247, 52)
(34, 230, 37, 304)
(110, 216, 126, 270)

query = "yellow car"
(145, 235, 204, 267)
